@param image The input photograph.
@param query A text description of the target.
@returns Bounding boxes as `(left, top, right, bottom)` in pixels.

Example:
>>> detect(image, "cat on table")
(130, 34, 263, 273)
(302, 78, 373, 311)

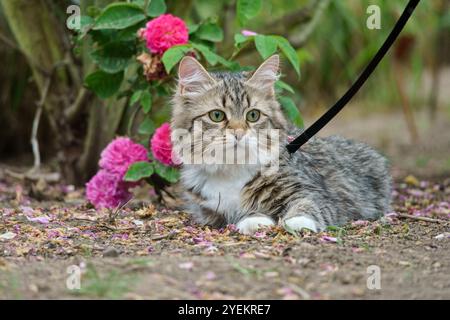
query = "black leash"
(286, 0, 420, 154)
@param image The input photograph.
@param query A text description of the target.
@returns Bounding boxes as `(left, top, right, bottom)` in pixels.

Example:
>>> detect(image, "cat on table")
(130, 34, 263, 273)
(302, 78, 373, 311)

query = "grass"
(0, 273, 23, 299)
(229, 259, 277, 279)
(71, 263, 137, 299)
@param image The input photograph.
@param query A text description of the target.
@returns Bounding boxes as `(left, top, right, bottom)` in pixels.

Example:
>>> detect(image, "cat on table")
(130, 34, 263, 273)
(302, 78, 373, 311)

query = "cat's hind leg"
(281, 199, 325, 233)
(236, 215, 275, 235)
(283, 216, 318, 232)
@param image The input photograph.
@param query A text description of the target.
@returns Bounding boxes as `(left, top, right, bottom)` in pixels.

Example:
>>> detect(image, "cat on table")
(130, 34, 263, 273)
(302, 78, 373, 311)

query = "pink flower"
(241, 29, 257, 37)
(321, 235, 338, 243)
(143, 14, 189, 54)
(86, 170, 132, 210)
(99, 137, 148, 179)
(151, 123, 178, 166)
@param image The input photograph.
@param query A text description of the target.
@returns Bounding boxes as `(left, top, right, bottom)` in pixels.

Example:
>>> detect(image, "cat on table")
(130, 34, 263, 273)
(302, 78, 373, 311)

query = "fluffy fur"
(171, 55, 392, 234)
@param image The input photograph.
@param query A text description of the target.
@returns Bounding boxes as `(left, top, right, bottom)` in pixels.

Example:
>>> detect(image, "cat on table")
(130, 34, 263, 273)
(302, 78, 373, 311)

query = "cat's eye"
(208, 110, 226, 122)
(246, 109, 260, 122)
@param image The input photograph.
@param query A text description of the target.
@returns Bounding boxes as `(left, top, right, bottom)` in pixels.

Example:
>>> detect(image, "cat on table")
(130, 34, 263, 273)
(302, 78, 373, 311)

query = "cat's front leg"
(281, 199, 325, 233)
(236, 214, 275, 235)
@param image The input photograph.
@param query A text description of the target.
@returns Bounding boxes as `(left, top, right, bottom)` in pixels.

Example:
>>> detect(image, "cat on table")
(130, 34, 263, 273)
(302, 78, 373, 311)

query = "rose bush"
(76, 0, 303, 209)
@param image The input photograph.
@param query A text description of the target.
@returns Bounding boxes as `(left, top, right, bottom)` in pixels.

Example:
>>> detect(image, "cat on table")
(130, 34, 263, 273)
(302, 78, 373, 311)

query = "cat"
(170, 54, 392, 235)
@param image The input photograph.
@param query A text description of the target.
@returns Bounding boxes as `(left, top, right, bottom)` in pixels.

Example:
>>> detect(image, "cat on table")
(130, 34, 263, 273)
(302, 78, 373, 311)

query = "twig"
(29, 73, 53, 173)
(4, 168, 60, 182)
(289, 0, 331, 48)
(127, 104, 141, 137)
(27, 60, 69, 174)
(65, 88, 90, 123)
(392, 59, 419, 143)
(109, 197, 134, 223)
(397, 213, 448, 224)
(150, 231, 177, 241)
(264, 4, 313, 35)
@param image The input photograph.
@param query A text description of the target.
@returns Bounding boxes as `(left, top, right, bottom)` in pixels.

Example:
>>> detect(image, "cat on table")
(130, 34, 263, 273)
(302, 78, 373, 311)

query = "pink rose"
(99, 137, 148, 179)
(86, 170, 132, 210)
(143, 14, 189, 54)
(150, 123, 179, 166)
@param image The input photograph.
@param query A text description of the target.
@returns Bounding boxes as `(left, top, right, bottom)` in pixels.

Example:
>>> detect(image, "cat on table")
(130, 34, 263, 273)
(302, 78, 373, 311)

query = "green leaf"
(129, 90, 142, 106)
(237, 0, 262, 26)
(153, 162, 180, 183)
(90, 42, 135, 73)
(138, 117, 156, 135)
(71, 15, 94, 34)
(124, 161, 154, 182)
(197, 23, 224, 42)
(93, 3, 146, 30)
(273, 36, 300, 77)
(254, 35, 278, 60)
(84, 70, 124, 99)
(192, 43, 237, 69)
(147, 0, 166, 17)
(188, 23, 200, 34)
(161, 45, 191, 73)
(279, 96, 304, 128)
(117, 22, 146, 41)
(140, 91, 152, 113)
(275, 80, 295, 94)
(192, 43, 218, 65)
(234, 33, 249, 47)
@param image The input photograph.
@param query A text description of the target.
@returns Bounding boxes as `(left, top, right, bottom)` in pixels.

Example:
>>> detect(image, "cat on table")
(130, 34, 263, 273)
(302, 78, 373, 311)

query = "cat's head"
(171, 55, 288, 169)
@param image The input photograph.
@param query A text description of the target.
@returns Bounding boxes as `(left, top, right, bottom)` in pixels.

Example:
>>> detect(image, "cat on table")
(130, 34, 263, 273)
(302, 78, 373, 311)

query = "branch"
(65, 88, 90, 123)
(0, 31, 51, 76)
(228, 0, 330, 61)
(397, 213, 448, 224)
(289, 0, 331, 49)
(262, 4, 313, 36)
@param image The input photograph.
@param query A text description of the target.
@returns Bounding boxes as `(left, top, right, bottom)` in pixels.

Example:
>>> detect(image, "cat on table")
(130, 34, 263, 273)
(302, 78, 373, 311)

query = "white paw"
(236, 216, 275, 235)
(283, 216, 318, 232)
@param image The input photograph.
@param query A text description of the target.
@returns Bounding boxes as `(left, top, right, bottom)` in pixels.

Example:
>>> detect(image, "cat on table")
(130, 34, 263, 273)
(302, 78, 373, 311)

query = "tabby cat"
(170, 55, 392, 235)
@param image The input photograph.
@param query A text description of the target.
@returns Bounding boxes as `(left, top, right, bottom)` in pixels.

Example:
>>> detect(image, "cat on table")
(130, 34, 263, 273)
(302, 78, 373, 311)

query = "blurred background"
(1, 0, 449, 185)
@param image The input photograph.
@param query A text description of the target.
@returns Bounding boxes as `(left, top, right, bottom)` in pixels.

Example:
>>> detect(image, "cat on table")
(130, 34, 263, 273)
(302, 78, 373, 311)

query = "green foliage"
(124, 160, 179, 184)
(93, 3, 146, 30)
(272, 36, 300, 77)
(255, 35, 278, 60)
(279, 96, 304, 128)
(140, 91, 152, 113)
(138, 117, 156, 135)
(153, 161, 180, 183)
(84, 70, 124, 99)
(90, 42, 135, 73)
(162, 45, 192, 73)
(147, 0, 167, 17)
(124, 161, 154, 182)
(78, 0, 307, 186)
(197, 22, 224, 42)
(237, 0, 262, 26)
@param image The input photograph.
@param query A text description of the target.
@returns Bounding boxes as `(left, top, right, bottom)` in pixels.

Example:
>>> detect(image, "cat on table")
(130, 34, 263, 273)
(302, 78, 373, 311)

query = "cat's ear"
(245, 55, 279, 94)
(178, 56, 216, 95)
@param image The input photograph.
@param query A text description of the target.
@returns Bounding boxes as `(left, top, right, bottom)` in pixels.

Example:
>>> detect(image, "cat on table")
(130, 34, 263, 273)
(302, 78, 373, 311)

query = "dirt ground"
(0, 111, 449, 300)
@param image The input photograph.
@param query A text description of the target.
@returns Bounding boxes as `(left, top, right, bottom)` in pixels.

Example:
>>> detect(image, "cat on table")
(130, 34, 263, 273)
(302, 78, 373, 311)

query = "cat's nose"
(234, 129, 246, 141)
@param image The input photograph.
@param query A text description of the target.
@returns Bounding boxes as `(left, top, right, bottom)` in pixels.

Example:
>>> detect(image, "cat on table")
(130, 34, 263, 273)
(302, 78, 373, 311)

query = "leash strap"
(286, 0, 420, 154)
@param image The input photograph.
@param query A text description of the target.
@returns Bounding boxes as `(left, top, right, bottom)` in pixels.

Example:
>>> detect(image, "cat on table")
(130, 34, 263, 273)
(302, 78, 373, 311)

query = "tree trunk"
(1, 0, 127, 185)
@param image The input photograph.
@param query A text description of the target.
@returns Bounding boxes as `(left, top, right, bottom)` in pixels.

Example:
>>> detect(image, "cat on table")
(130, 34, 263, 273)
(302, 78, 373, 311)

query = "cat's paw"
(236, 216, 275, 235)
(283, 216, 318, 232)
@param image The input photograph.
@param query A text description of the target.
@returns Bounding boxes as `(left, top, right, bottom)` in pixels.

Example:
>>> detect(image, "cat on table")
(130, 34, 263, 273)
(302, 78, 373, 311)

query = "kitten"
(171, 55, 392, 235)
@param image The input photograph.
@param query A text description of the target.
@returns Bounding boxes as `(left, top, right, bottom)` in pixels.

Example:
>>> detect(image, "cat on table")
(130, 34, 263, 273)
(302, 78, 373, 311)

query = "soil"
(0, 111, 449, 300)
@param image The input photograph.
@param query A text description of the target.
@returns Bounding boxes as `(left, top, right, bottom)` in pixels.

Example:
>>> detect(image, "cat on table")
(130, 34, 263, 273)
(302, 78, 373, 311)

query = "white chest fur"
(181, 165, 258, 221)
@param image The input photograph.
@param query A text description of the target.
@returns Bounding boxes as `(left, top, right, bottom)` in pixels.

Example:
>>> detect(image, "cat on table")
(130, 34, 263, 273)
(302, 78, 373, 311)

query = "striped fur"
(171, 56, 392, 234)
